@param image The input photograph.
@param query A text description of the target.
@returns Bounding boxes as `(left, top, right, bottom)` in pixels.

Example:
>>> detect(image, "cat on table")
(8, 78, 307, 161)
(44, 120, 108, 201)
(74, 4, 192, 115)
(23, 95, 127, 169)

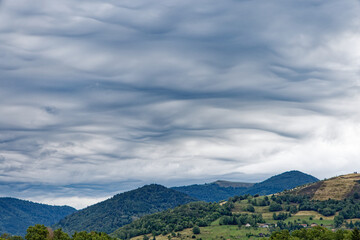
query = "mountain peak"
(54, 184, 196, 234)
(0, 197, 76, 236)
(244, 170, 319, 195)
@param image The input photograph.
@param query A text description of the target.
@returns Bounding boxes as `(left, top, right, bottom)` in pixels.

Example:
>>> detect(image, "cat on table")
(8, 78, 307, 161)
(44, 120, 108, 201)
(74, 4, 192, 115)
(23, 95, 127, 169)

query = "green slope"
(53, 184, 197, 234)
(0, 197, 76, 236)
(110, 201, 235, 239)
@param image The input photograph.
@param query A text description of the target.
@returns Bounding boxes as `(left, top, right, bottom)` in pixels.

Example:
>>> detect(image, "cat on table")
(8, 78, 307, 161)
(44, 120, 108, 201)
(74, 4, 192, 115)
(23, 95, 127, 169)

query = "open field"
(312, 174, 360, 200)
(131, 225, 270, 240)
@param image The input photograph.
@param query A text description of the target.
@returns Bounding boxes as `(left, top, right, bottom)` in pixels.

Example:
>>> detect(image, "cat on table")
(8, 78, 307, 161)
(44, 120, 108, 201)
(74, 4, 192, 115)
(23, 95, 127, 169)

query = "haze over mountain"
(53, 184, 197, 234)
(0, 197, 75, 236)
(173, 171, 318, 202)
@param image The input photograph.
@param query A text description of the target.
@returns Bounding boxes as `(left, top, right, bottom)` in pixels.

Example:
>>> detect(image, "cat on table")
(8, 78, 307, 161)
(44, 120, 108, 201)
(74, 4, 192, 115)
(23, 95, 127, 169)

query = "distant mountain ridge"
(172, 170, 319, 202)
(171, 182, 252, 202)
(244, 170, 319, 195)
(214, 180, 254, 188)
(53, 184, 197, 234)
(0, 197, 76, 236)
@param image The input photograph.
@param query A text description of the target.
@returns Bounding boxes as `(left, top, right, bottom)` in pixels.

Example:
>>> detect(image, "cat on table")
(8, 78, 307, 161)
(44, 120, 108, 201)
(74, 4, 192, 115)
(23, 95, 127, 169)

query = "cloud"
(0, 0, 360, 208)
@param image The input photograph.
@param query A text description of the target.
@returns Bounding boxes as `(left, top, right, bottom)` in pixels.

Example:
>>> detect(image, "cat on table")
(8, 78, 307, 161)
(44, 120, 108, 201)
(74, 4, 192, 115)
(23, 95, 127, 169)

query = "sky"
(1, 0, 360, 209)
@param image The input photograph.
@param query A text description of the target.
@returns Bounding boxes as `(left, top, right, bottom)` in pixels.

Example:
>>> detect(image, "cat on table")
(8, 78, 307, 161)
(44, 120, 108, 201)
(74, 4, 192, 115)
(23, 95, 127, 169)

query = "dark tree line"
(0, 225, 114, 240)
(112, 201, 235, 239)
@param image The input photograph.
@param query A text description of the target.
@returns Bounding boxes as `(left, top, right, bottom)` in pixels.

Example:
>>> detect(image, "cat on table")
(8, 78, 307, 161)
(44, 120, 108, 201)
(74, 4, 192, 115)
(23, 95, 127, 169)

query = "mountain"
(0, 197, 76, 236)
(173, 171, 318, 202)
(171, 181, 254, 202)
(244, 170, 319, 196)
(111, 172, 360, 240)
(289, 172, 360, 200)
(53, 184, 197, 234)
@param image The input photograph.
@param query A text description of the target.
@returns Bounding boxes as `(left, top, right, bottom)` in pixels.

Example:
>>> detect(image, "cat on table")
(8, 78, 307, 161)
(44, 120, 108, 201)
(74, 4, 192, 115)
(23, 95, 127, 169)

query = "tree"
(352, 228, 360, 240)
(72, 232, 91, 240)
(53, 229, 70, 240)
(25, 225, 48, 240)
(334, 215, 344, 228)
(354, 192, 360, 199)
(246, 205, 255, 212)
(192, 226, 200, 235)
(270, 230, 290, 240)
(269, 202, 282, 212)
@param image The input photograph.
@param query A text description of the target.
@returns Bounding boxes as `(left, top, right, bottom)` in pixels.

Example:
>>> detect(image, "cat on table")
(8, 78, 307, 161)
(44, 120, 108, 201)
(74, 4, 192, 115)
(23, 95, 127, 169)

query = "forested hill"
(171, 182, 253, 202)
(0, 197, 76, 236)
(53, 184, 197, 234)
(244, 170, 319, 196)
(172, 171, 318, 202)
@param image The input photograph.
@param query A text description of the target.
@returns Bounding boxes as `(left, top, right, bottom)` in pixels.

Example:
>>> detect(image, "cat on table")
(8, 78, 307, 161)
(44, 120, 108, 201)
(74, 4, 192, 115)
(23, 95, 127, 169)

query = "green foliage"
(25, 225, 48, 240)
(270, 226, 360, 240)
(218, 213, 264, 227)
(354, 193, 360, 200)
(54, 184, 196, 234)
(334, 215, 344, 228)
(245, 205, 255, 212)
(270, 230, 290, 240)
(352, 228, 360, 240)
(192, 226, 200, 235)
(0, 233, 23, 240)
(53, 229, 70, 240)
(273, 212, 290, 221)
(111, 201, 231, 239)
(71, 231, 113, 240)
(0, 198, 75, 236)
(269, 202, 283, 212)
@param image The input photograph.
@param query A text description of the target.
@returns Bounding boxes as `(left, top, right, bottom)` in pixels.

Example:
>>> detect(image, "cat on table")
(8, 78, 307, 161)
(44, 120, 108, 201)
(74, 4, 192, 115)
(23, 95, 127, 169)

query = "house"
(245, 223, 251, 227)
(311, 223, 318, 227)
(300, 224, 308, 228)
(258, 224, 269, 228)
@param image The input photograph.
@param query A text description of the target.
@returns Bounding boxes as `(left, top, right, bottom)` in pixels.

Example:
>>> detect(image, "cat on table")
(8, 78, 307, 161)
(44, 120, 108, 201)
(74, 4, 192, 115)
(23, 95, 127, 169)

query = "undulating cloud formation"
(1, 0, 360, 208)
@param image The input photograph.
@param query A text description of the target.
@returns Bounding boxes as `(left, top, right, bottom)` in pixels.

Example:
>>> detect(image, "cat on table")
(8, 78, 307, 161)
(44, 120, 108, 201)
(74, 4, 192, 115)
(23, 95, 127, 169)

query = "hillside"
(53, 184, 197, 234)
(244, 170, 319, 196)
(171, 181, 253, 202)
(114, 178, 360, 240)
(111, 201, 235, 239)
(172, 171, 318, 202)
(0, 197, 76, 236)
(290, 173, 360, 200)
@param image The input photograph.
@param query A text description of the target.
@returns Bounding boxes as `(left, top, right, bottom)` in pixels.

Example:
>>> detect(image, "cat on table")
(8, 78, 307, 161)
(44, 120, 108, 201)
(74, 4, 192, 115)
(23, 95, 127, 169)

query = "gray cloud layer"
(1, 0, 360, 208)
